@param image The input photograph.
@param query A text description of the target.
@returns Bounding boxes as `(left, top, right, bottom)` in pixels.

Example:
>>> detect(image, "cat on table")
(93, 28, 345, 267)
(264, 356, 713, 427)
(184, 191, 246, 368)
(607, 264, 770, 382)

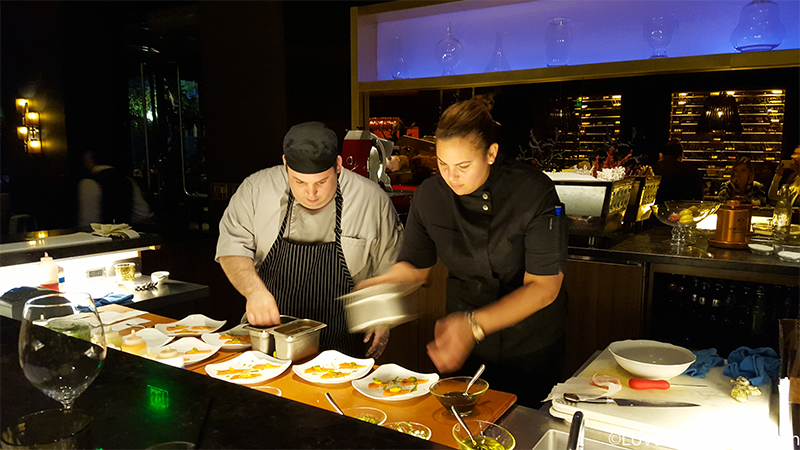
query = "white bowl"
(151, 271, 170, 283)
(608, 340, 696, 380)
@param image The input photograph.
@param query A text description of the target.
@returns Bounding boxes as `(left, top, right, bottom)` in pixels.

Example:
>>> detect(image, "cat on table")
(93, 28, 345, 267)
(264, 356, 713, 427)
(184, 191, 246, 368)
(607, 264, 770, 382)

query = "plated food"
(205, 351, 291, 385)
(352, 363, 438, 401)
(202, 323, 252, 350)
(292, 350, 373, 384)
(152, 337, 221, 366)
(155, 314, 226, 337)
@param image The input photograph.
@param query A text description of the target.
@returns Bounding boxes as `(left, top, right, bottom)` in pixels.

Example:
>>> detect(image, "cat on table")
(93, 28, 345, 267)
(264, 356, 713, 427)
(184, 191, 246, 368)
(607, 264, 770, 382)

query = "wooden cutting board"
(549, 348, 780, 450)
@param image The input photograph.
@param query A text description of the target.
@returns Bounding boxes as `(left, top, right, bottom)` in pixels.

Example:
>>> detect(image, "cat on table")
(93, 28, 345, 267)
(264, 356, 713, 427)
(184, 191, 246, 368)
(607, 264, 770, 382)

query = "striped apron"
(257, 185, 362, 356)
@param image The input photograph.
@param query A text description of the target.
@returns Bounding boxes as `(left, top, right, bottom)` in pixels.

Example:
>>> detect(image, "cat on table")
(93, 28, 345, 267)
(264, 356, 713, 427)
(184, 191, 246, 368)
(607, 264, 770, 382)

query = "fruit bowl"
(652, 201, 721, 246)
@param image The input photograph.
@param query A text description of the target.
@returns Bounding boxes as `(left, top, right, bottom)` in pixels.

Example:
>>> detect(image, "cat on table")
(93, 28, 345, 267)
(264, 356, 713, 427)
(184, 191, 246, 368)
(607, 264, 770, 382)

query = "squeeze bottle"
(39, 253, 59, 290)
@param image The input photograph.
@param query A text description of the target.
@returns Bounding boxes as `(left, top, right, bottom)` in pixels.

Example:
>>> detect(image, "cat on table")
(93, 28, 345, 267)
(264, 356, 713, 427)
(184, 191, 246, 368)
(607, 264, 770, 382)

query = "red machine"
(342, 129, 372, 178)
(342, 129, 392, 186)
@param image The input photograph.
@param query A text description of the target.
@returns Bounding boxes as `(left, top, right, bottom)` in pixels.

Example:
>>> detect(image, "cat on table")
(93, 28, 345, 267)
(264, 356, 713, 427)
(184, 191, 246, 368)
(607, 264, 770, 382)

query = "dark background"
(2, 1, 798, 327)
(1, 1, 381, 325)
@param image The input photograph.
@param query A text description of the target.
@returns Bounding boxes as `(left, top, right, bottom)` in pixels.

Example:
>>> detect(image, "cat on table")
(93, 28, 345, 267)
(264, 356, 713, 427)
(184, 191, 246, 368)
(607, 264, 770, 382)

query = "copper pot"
(713, 200, 751, 244)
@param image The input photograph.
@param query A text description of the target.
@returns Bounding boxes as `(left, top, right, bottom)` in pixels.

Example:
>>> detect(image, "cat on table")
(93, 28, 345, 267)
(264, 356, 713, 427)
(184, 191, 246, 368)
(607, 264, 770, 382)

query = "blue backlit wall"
(368, 0, 800, 81)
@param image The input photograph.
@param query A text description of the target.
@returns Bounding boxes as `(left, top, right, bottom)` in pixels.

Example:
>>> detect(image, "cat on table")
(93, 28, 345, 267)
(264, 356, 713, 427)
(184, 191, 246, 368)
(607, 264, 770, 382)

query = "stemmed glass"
(643, 15, 678, 59)
(19, 292, 106, 410)
(652, 201, 721, 247)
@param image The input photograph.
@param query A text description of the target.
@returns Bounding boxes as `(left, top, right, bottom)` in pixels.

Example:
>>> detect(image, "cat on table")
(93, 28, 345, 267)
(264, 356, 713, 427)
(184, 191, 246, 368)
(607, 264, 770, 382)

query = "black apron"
(257, 185, 362, 356)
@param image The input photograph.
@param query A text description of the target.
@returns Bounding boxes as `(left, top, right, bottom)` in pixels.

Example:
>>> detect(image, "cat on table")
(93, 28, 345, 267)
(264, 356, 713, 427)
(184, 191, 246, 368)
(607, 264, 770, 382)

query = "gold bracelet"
(467, 312, 485, 343)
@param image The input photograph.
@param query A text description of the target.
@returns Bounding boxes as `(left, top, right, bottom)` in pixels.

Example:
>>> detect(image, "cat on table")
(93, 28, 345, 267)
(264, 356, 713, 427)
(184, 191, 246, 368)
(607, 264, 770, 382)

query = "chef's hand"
(245, 291, 280, 327)
(364, 325, 390, 359)
(426, 312, 475, 373)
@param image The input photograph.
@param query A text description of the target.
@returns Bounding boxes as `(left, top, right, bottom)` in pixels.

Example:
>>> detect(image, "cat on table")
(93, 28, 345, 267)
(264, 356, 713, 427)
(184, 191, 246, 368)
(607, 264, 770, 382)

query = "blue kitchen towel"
(683, 348, 725, 378)
(723, 347, 781, 386)
(94, 293, 134, 306)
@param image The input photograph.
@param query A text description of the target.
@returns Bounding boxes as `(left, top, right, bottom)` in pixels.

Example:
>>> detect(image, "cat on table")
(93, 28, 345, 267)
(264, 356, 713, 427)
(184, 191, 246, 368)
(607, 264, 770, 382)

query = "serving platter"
(202, 323, 252, 350)
(352, 363, 438, 401)
(292, 350, 373, 385)
(153, 337, 221, 366)
(205, 351, 291, 385)
(154, 314, 226, 337)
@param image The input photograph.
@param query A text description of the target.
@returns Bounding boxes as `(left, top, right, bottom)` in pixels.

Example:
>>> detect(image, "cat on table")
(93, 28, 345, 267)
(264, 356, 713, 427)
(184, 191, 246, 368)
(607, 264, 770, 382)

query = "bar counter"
(569, 226, 799, 278)
(0, 305, 522, 449)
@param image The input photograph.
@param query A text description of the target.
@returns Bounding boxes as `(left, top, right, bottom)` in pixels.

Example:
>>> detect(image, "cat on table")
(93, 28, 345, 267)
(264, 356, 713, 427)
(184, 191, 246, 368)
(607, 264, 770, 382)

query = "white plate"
(205, 351, 291, 385)
(352, 363, 438, 401)
(152, 337, 221, 366)
(135, 328, 173, 349)
(292, 350, 373, 385)
(202, 323, 252, 350)
(154, 314, 226, 337)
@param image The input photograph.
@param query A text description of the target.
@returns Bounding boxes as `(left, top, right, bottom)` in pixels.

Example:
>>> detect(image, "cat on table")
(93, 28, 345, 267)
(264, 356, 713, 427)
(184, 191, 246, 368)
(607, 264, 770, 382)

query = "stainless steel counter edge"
(497, 404, 677, 450)
(568, 227, 800, 277)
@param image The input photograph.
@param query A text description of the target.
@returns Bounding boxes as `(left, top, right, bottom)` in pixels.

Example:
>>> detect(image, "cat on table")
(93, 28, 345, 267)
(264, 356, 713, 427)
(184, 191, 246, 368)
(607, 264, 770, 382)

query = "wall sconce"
(16, 98, 42, 153)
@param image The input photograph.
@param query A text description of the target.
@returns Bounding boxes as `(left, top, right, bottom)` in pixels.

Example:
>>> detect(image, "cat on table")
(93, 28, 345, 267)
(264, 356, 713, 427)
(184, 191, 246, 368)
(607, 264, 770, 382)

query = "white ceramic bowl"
(608, 340, 696, 380)
(151, 271, 170, 283)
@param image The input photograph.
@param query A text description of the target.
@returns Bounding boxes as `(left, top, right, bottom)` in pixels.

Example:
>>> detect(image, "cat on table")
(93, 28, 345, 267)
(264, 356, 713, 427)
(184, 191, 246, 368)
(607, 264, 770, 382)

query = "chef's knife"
(564, 393, 700, 407)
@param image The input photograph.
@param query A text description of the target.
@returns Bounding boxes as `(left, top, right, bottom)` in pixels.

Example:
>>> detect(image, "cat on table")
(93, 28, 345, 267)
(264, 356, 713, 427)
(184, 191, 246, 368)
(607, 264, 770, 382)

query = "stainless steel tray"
(338, 281, 424, 333)
(269, 319, 326, 361)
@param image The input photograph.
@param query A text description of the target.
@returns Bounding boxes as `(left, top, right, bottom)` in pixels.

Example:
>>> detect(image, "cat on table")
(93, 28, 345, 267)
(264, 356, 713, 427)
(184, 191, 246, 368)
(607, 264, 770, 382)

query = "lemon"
(680, 208, 693, 216)
(679, 215, 694, 225)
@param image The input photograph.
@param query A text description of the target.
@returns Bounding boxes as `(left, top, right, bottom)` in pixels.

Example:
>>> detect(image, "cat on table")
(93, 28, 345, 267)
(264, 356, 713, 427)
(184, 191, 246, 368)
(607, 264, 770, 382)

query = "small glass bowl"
(452, 420, 516, 450)
(774, 243, 800, 263)
(343, 406, 387, 426)
(429, 376, 489, 417)
(748, 242, 774, 255)
(383, 421, 431, 440)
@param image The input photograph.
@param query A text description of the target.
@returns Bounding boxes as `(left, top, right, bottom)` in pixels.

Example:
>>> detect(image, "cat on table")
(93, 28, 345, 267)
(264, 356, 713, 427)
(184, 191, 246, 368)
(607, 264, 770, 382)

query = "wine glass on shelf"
(19, 292, 106, 411)
(643, 15, 678, 59)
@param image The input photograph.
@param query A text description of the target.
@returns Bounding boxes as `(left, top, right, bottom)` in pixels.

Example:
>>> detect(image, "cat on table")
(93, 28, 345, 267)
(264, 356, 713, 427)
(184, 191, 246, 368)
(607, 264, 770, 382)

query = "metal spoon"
(451, 406, 478, 447)
(325, 393, 345, 415)
(465, 364, 485, 393)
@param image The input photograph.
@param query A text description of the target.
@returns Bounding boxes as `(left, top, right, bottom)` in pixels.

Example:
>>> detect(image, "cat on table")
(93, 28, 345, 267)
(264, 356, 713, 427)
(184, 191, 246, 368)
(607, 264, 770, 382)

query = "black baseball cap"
(283, 122, 339, 174)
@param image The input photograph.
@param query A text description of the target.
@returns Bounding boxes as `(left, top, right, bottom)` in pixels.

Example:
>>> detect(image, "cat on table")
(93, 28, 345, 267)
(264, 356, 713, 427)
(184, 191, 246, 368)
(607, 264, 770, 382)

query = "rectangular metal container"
(548, 175, 634, 236)
(244, 315, 298, 356)
(268, 319, 326, 361)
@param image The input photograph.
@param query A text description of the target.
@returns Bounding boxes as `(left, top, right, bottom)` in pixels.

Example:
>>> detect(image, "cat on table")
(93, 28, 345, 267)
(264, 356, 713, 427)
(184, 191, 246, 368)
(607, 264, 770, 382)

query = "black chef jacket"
(399, 159, 567, 363)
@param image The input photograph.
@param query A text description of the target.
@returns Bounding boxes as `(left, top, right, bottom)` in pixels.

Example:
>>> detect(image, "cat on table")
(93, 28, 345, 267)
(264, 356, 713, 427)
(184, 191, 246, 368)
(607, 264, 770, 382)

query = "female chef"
(357, 95, 567, 406)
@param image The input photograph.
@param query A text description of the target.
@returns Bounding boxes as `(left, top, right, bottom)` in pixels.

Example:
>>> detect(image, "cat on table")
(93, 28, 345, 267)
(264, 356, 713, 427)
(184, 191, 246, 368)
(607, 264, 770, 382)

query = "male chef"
(216, 122, 403, 358)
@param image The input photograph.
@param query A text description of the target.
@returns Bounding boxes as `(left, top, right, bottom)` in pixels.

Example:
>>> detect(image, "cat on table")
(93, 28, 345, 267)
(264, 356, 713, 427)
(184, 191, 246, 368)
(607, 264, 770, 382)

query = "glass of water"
(19, 292, 106, 410)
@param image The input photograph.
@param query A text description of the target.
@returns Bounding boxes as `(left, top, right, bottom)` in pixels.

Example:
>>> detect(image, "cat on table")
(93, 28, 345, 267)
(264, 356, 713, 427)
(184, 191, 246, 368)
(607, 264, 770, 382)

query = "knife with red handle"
(629, 378, 706, 390)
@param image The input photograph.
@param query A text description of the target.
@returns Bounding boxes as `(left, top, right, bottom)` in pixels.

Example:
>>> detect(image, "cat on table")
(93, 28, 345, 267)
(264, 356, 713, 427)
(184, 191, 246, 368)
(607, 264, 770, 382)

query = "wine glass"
(19, 292, 106, 410)
(434, 22, 463, 76)
(643, 15, 678, 59)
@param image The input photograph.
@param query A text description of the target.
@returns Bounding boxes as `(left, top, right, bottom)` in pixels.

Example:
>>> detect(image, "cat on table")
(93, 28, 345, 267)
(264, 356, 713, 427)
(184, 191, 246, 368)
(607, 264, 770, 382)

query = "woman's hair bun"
(471, 94, 495, 112)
